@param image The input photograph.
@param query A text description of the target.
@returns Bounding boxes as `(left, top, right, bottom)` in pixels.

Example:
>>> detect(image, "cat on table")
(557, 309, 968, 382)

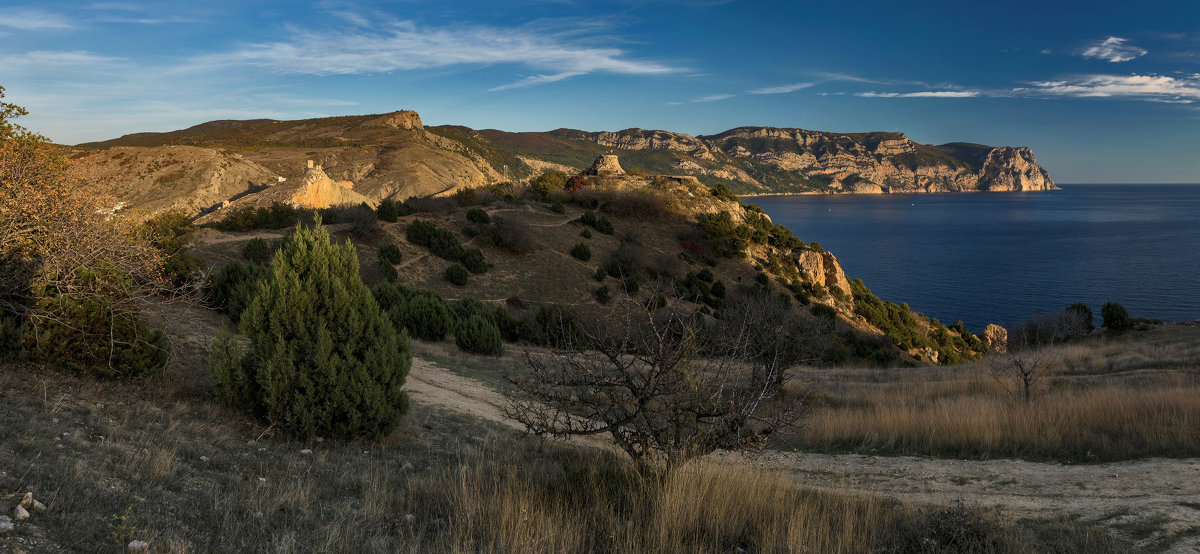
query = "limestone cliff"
(539, 127, 1056, 195)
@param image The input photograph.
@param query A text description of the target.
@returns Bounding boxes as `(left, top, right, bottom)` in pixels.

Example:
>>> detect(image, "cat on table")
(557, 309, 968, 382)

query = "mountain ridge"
(75, 110, 1056, 215)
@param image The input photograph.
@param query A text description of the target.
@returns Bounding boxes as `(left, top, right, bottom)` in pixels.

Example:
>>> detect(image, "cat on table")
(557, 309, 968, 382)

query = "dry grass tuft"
(794, 325, 1200, 461)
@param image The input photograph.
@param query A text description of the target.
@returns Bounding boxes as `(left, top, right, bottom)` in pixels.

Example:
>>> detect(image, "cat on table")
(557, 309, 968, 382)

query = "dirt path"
(406, 354, 1200, 553)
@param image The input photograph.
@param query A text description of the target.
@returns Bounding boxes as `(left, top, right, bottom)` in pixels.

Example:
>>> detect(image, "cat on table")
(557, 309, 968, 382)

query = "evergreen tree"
(211, 221, 410, 440)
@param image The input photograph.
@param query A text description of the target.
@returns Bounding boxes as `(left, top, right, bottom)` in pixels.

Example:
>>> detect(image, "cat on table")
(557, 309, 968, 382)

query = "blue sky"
(1, 0, 1198, 182)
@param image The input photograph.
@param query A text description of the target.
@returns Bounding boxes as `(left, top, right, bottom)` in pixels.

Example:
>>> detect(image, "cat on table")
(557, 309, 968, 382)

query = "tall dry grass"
(795, 326, 1200, 461)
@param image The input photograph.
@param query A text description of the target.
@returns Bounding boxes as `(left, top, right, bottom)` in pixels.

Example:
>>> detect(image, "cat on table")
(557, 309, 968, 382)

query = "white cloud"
(0, 7, 75, 30)
(1019, 73, 1200, 102)
(0, 50, 125, 68)
(749, 82, 814, 95)
(693, 93, 734, 102)
(856, 90, 980, 98)
(1081, 37, 1147, 63)
(195, 20, 680, 90)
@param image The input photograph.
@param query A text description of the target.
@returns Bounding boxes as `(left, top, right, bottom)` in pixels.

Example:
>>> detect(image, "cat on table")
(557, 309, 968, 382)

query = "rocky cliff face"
(542, 126, 1056, 195)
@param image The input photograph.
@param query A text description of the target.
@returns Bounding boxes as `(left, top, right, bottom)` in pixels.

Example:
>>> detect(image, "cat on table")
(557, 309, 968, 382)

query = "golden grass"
(794, 326, 1200, 461)
(0, 363, 1123, 553)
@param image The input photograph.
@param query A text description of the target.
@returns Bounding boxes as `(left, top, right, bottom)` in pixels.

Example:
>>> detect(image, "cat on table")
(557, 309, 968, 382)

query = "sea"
(749, 184, 1200, 333)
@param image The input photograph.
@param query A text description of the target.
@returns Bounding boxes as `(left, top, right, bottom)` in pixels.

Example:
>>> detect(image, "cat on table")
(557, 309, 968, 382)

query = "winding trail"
(406, 354, 1200, 553)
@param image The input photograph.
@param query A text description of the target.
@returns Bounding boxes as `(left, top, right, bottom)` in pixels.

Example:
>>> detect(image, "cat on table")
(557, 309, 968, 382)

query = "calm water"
(751, 184, 1200, 332)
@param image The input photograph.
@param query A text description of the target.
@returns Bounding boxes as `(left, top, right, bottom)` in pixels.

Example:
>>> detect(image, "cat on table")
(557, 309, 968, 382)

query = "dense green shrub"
(25, 292, 168, 379)
(242, 237, 273, 264)
(710, 280, 726, 298)
(0, 313, 24, 360)
(466, 207, 491, 225)
(571, 242, 592, 261)
(378, 243, 403, 265)
(453, 297, 490, 322)
(214, 202, 299, 231)
(593, 285, 611, 304)
(462, 248, 487, 274)
(376, 199, 400, 222)
(1102, 301, 1132, 331)
(206, 260, 272, 322)
(209, 222, 410, 440)
(1067, 302, 1095, 331)
(493, 305, 522, 342)
(407, 219, 465, 261)
(755, 272, 770, 286)
(622, 277, 640, 295)
(697, 268, 714, 282)
(530, 170, 570, 198)
(142, 210, 204, 286)
(810, 303, 837, 320)
(492, 215, 536, 254)
(455, 314, 503, 356)
(531, 305, 588, 349)
(445, 263, 469, 286)
(402, 292, 454, 341)
(580, 228, 592, 239)
(594, 267, 608, 282)
(376, 258, 398, 283)
(695, 211, 750, 257)
(711, 183, 739, 203)
(551, 201, 566, 214)
(595, 216, 615, 235)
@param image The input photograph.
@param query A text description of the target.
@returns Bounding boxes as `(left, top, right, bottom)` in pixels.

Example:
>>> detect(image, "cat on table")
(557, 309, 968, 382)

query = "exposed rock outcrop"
(363, 110, 423, 131)
(793, 250, 852, 296)
(586, 154, 625, 175)
(984, 324, 1008, 353)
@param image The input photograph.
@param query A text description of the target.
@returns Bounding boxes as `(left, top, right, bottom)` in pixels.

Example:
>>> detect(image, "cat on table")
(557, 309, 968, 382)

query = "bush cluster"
(25, 291, 169, 380)
(456, 314, 503, 356)
(208, 223, 410, 440)
(530, 170, 570, 198)
(570, 242, 592, 261)
(466, 207, 491, 225)
(407, 219, 488, 274)
(376, 198, 416, 222)
(445, 263, 469, 286)
(242, 237, 274, 264)
(1102, 301, 1132, 331)
(206, 260, 272, 322)
(579, 210, 614, 235)
(214, 203, 299, 231)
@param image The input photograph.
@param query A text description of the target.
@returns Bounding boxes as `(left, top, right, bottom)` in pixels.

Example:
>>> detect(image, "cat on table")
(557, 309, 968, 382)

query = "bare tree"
(987, 333, 1058, 403)
(504, 282, 806, 475)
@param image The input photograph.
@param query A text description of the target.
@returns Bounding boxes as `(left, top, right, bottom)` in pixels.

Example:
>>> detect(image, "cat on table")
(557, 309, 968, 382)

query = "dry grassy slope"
(76, 114, 509, 215)
(70, 145, 280, 216)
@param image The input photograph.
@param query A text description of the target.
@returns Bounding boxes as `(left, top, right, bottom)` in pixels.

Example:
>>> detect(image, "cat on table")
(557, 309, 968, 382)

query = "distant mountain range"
(76, 110, 1056, 215)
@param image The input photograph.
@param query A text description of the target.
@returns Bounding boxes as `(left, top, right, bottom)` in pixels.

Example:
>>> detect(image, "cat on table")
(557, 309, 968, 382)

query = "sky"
(1, 0, 1198, 183)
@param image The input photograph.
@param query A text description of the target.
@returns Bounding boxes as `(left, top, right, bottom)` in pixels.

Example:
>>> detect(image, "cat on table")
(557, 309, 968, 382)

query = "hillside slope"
(79, 110, 1055, 216)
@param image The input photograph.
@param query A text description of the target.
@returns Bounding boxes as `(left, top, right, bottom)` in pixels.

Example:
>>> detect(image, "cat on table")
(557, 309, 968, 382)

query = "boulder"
(983, 324, 1008, 353)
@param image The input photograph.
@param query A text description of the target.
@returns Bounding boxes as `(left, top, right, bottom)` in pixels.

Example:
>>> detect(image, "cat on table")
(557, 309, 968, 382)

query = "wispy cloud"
(0, 50, 125, 68)
(1018, 73, 1200, 102)
(1081, 37, 1147, 62)
(856, 90, 980, 98)
(195, 19, 681, 90)
(693, 93, 734, 102)
(748, 82, 814, 95)
(0, 7, 76, 30)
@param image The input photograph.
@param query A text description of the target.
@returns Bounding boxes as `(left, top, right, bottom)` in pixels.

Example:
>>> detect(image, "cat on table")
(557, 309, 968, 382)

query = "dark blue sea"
(750, 184, 1200, 332)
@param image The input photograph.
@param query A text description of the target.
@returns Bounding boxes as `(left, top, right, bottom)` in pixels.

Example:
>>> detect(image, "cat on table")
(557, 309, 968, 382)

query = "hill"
(76, 110, 1056, 217)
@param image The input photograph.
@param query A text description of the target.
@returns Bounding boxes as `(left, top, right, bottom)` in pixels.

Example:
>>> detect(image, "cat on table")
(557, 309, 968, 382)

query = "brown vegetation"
(794, 325, 1200, 461)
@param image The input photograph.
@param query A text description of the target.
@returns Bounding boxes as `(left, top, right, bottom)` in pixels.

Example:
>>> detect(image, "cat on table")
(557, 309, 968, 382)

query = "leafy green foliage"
(595, 216, 614, 235)
(551, 201, 566, 214)
(142, 210, 203, 285)
(711, 183, 739, 203)
(242, 238, 273, 264)
(205, 260, 272, 322)
(461, 248, 487, 274)
(214, 203, 299, 231)
(445, 263, 469, 286)
(695, 211, 750, 257)
(212, 222, 410, 440)
(1102, 302, 1132, 332)
(530, 170, 569, 198)
(376, 198, 415, 222)
(593, 285, 610, 304)
(455, 314, 503, 356)
(25, 291, 168, 380)
(466, 207, 491, 225)
(402, 292, 455, 341)
(594, 267, 607, 282)
(570, 242, 592, 261)
(378, 243, 403, 265)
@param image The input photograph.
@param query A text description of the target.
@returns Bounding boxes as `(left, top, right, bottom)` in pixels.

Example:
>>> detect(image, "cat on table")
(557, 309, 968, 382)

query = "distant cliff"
(78, 111, 1056, 216)
(491, 126, 1056, 194)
